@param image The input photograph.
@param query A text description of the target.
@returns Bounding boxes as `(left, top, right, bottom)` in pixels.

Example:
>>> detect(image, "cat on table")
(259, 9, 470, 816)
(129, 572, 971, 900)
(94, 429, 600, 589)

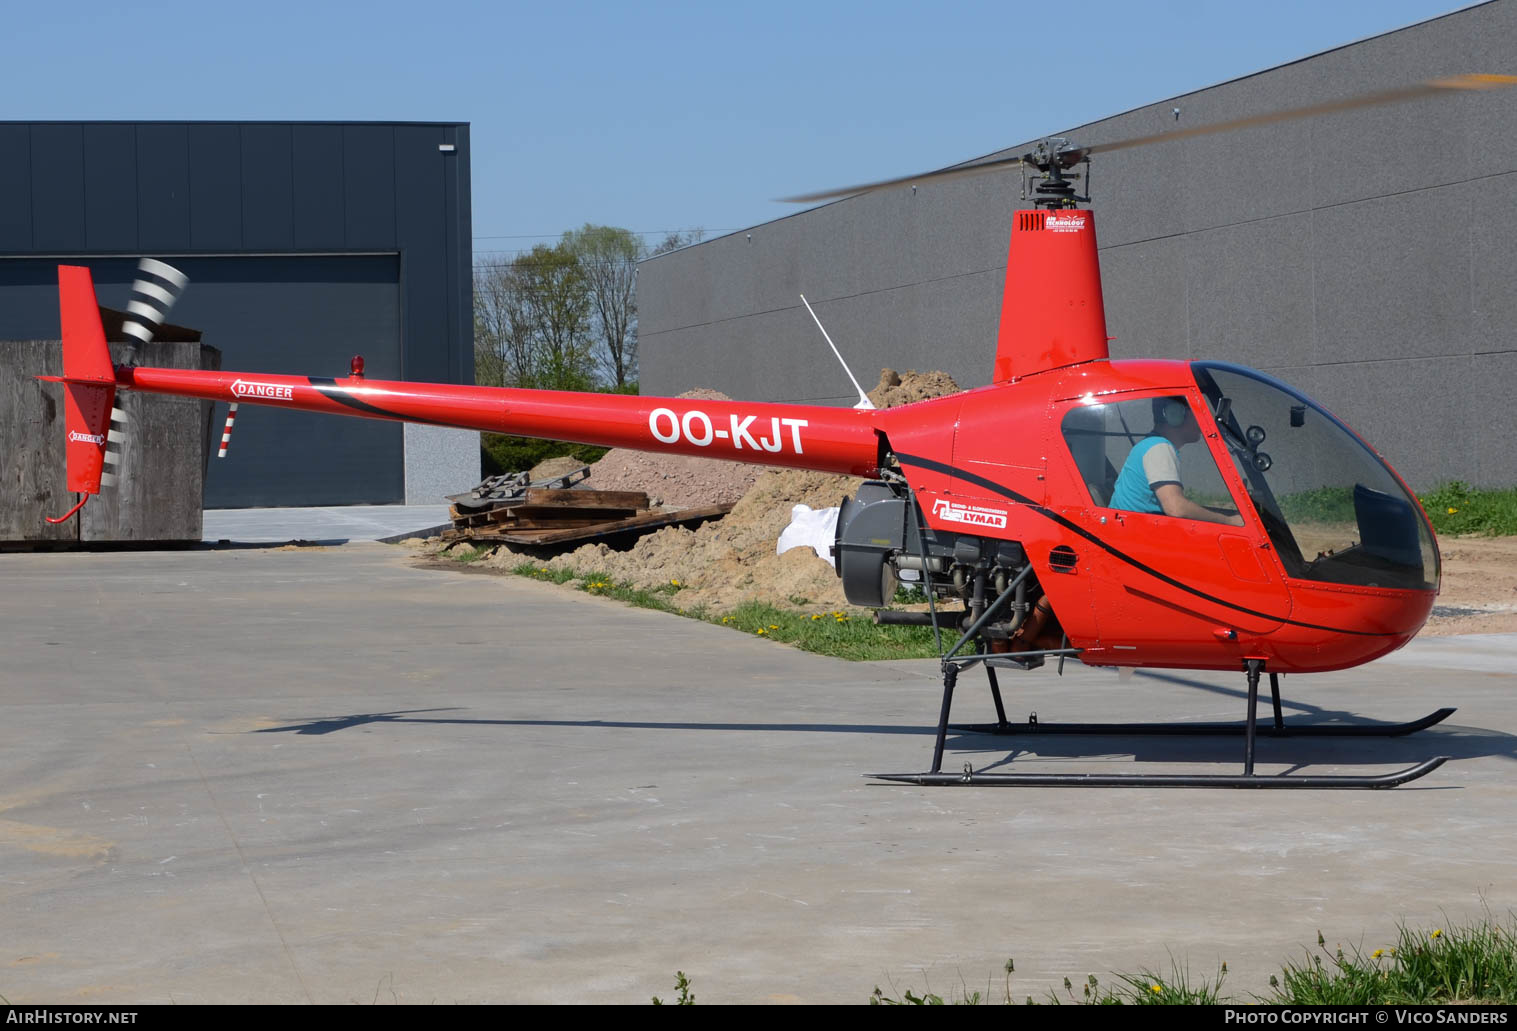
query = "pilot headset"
(1153, 397, 1188, 428)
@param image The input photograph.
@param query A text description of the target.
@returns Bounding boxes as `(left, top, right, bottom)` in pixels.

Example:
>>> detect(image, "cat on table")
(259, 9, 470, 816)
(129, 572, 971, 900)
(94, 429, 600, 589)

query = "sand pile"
(485, 468, 865, 611)
(528, 455, 590, 481)
(571, 389, 762, 508)
(868, 367, 960, 408)
(452, 371, 962, 614)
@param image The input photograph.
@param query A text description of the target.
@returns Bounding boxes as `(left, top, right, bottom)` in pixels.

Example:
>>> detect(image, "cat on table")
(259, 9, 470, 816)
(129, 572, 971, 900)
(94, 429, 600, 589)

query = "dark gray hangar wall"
(638, 1, 1517, 490)
(0, 121, 472, 507)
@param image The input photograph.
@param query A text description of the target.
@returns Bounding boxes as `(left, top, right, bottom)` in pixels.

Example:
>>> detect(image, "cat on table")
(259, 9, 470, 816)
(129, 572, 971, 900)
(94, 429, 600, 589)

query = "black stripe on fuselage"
(307, 377, 453, 427)
(892, 450, 1386, 638)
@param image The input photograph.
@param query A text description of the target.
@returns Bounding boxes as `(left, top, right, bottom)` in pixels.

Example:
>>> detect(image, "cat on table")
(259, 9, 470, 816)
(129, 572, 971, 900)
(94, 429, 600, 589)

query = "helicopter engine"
(833, 477, 1046, 653)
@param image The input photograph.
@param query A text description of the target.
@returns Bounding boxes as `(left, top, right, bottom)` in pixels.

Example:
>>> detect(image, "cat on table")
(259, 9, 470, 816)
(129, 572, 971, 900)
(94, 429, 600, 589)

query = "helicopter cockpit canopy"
(1191, 362, 1439, 592)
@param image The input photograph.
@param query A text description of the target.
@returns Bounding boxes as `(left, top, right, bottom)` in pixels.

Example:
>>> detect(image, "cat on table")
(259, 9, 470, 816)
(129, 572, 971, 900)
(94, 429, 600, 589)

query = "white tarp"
(776, 504, 840, 562)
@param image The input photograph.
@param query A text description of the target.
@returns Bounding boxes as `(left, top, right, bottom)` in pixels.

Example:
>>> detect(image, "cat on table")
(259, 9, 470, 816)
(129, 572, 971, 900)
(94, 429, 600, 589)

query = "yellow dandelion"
(1150, 984, 1162, 994)
(1431, 929, 1442, 940)
(756, 628, 767, 636)
(769, 624, 779, 630)
(671, 579, 680, 587)
(1447, 507, 1459, 514)
(1372, 949, 1383, 959)
(811, 614, 821, 621)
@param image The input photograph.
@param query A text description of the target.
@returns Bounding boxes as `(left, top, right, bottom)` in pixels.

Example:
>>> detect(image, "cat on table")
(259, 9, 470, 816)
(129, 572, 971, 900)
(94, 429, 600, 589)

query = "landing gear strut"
(877, 655, 1453, 789)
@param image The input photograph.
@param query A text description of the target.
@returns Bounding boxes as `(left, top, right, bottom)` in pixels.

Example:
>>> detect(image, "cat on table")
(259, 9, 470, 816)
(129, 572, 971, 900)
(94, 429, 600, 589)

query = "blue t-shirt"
(1110, 436, 1181, 514)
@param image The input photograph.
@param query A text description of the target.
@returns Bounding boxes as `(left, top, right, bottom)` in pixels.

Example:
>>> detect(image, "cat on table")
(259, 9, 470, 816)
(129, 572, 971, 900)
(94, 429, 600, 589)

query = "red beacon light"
(350, 355, 365, 379)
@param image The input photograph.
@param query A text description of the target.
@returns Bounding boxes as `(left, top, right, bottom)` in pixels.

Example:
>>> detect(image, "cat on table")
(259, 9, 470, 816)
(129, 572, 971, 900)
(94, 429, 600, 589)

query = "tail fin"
(38, 265, 117, 502)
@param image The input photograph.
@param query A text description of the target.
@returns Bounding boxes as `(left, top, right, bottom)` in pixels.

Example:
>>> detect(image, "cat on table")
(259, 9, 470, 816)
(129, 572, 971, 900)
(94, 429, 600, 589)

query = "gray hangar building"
(0, 120, 476, 508)
(636, 1, 1517, 491)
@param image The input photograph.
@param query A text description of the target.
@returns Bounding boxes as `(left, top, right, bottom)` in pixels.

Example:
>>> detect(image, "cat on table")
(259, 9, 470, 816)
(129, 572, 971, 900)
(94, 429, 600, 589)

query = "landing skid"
(875, 658, 1453, 789)
(952, 707, 1457, 739)
(874, 758, 1448, 789)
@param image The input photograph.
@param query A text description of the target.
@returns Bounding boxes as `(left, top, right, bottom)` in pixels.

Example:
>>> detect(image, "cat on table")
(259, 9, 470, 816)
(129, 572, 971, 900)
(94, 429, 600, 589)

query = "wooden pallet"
(449, 487, 651, 529)
(444, 504, 733, 548)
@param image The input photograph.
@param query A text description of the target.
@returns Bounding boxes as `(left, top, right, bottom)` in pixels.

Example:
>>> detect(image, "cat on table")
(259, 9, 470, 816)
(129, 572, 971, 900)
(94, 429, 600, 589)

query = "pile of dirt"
(868, 367, 960, 408)
(528, 455, 590, 481)
(484, 468, 865, 612)
(447, 371, 963, 614)
(572, 389, 762, 509)
(1421, 536, 1517, 635)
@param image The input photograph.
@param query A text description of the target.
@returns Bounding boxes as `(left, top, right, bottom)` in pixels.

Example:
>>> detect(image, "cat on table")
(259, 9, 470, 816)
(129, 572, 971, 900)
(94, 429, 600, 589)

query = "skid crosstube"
(873, 756, 1449, 789)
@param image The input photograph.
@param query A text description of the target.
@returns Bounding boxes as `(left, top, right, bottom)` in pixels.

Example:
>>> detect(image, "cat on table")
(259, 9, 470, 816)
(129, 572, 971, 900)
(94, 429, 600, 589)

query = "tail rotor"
(122, 258, 189, 344)
(105, 259, 191, 487)
(40, 258, 190, 523)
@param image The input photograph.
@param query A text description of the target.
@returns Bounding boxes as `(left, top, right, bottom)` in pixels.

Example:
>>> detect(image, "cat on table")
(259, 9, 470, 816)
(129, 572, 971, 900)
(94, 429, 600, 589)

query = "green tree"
(473, 243, 597, 392)
(563, 224, 642, 390)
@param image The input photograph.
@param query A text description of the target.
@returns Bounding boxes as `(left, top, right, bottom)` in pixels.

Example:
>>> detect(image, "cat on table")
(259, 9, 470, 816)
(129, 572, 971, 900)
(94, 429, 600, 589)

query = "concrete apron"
(0, 542, 1511, 1004)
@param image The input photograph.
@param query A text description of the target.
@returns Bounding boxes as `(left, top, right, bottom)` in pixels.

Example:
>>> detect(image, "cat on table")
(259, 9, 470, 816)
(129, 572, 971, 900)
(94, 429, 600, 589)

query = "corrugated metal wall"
(0, 121, 473, 506)
(638, 1, 1517, 489)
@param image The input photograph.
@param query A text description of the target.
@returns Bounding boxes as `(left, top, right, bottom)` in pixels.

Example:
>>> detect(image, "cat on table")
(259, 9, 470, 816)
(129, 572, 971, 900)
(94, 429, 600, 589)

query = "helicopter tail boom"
(107, 365, 886, 478)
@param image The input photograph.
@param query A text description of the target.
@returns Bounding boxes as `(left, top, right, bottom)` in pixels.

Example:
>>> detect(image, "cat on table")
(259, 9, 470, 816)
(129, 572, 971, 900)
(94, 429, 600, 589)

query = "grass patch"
(1421, 481, 1517, 537)
(872, 962, 1226, 1006)
(714, 602, 939, 661)
(1269, 920, 1517, 1005)
(865, 916, 1517, 1005)
(1277, 485, 1356, 525)
(512, 563, 683, 614)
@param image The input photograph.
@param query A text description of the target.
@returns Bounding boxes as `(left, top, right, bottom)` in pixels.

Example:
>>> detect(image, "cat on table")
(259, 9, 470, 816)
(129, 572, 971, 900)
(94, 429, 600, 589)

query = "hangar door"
(0, 254, 403, 507)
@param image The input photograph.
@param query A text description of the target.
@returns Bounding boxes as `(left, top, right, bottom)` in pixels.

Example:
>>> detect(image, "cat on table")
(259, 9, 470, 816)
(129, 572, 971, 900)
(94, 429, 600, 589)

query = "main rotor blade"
(778, 152, 1025, 204)
(1088, 73, 1517, 155)
(779, 74, 1515, 205)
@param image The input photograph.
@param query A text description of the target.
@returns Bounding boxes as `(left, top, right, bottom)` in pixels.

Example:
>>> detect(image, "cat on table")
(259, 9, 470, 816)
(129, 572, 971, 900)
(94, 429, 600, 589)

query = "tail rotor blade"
(121, 258, 188, 345)
(101, 405, 129, 488)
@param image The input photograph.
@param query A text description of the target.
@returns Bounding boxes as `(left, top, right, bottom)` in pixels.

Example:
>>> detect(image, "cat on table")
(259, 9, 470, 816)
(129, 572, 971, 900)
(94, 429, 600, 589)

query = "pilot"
(1110, 397, 1243, 525)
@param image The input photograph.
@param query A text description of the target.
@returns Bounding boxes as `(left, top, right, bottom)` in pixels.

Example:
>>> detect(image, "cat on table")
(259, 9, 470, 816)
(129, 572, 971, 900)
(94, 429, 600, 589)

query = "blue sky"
(4, 0, 1486, 256)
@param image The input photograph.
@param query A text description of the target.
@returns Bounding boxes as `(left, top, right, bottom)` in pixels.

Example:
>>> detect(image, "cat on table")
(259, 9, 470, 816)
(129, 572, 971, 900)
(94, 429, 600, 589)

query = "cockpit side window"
(1061, 397, 1241, 525)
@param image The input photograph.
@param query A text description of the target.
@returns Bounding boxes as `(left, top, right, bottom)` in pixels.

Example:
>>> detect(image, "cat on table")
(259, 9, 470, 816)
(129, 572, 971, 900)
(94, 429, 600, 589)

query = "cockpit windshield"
(1192, 362, 1439, 591)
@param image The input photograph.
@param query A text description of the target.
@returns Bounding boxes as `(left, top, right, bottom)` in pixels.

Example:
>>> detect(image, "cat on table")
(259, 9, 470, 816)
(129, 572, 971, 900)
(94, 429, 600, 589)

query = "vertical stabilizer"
(992, 210, 1109, 382)
(41, 266, 118, 501)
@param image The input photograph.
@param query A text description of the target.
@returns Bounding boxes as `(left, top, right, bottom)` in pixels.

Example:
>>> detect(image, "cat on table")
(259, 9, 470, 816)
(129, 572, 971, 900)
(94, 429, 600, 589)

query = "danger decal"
(231, 379, 294, 401)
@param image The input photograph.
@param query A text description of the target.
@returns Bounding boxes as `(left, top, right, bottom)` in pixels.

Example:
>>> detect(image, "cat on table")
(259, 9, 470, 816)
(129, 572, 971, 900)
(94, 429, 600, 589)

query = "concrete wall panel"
(1309, 186, 1471, 365)
(1182, 212, 1316, 370)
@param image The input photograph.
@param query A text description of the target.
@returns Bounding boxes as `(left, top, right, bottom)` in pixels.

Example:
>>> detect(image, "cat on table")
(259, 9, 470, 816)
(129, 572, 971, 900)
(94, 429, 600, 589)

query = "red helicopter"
(39, 75, 1515, 789)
